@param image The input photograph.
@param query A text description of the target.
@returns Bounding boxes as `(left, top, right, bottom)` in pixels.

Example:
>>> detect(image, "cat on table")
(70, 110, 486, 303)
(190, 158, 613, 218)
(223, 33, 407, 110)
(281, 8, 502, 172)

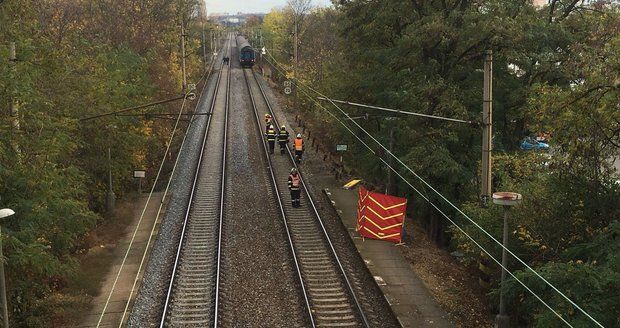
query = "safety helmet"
(296, 133, 302, 138)
(265, 113, 272, 118)
(270, 125, 275, 130)
(290, 168, 297, 174)
(281, 125, 286, 130)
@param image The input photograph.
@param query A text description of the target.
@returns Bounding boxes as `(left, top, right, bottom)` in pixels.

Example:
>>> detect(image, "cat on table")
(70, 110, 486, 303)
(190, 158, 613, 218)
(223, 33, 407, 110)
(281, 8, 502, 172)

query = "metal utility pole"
(180, 21, 187, 92)
(481, 50, 493, 207)
(492, 192, 522, 328)
(106, 148, 115, 213)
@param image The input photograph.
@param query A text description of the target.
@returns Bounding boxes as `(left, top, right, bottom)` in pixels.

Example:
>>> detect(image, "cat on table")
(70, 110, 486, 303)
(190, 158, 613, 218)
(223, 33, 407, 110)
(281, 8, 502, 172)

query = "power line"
(80, 95, 186, 122)
(97, 56, 217, 327)
(317, 97, 475, 124)
(262, 53, 604, 328)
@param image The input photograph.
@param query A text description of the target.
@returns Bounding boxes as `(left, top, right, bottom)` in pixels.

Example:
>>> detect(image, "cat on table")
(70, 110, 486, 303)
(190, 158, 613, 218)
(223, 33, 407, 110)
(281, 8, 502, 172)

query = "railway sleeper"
(315, 322, 360, 327)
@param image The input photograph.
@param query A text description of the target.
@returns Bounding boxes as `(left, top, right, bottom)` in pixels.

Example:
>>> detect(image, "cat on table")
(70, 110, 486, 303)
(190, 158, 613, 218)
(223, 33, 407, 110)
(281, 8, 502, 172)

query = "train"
(236, 36, 255, 68)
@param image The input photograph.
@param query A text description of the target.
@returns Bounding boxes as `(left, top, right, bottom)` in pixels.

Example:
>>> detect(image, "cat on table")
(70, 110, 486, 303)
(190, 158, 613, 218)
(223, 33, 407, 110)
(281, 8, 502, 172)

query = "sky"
(204, 0, 333, 14)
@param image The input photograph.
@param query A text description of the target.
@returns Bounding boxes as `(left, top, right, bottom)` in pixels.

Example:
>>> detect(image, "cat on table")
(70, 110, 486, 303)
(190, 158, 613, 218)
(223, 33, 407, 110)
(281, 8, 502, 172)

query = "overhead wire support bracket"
(80, 94, 188, 122)
(317, 97, 475, 125)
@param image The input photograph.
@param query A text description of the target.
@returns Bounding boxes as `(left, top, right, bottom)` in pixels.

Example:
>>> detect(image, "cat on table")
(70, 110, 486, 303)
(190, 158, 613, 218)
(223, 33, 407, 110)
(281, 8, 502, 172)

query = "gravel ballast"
(217, 57, 308, 327)
(127, 60, 223, 326)
(128, 44, 399, 327)
(254, 73, 401, 327)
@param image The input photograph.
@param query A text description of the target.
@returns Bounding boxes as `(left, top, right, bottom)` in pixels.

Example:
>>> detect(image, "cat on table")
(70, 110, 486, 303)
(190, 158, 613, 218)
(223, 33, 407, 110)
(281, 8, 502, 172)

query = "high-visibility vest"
(289, 174, 300, 189)
(266, 129, 276, 141)
(294, 138, 303, 151)
(278, 131, 289, 142)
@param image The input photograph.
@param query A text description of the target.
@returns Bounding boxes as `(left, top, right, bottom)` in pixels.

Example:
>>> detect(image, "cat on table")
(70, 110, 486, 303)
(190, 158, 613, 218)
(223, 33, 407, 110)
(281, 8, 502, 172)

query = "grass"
(55, 195, 139, 326)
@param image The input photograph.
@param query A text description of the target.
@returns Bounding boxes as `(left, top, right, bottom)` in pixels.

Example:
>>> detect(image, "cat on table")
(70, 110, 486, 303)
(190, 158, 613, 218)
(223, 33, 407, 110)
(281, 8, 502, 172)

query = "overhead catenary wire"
(96, 93, 189, 328)
(249, 68, 371, 327)
(262, 51, 604, 327)
(264, 55, 574, 326)
(96, 53, 217, 327)
(118, 56, 219, 327)
(80, 95, 186, 121)
(316, 97, 475, 124)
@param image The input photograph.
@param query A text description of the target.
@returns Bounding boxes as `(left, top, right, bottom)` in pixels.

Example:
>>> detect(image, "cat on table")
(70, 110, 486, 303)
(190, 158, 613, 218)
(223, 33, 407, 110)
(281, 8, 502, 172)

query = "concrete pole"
(200, 10, 207, 72)
(293, 16, 299, 111)
(0, 225, 9, 328)
(180, 20, 187, 92)
(9, 42, 21, 161)
(201, 28, 207, 71)
(481, 50, 493, 207)
(214, 30, 217, 54)
(9, 43, 19, 133)
(294, 16, 299, 67)
(106, 148, 115, 213)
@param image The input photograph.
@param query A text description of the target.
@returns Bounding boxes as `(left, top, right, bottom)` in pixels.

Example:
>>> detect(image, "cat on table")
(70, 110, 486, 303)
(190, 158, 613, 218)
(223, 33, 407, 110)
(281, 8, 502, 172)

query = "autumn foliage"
(0, 0, 207, 324)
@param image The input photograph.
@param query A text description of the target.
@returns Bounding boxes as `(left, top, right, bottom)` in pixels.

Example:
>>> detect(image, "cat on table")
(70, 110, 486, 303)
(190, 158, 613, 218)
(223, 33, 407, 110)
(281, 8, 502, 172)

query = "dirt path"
(76, 192, 165, 328)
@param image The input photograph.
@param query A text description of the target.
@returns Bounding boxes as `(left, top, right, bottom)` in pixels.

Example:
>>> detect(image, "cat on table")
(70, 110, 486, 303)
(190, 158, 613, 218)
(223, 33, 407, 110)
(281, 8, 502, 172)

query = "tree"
(262, 0, 620, 324)
(0, 0, 206, 324)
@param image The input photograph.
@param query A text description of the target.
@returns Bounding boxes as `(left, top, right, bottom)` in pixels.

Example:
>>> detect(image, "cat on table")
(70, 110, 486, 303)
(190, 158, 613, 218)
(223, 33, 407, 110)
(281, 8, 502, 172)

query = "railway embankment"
(258, 69, 493, 327)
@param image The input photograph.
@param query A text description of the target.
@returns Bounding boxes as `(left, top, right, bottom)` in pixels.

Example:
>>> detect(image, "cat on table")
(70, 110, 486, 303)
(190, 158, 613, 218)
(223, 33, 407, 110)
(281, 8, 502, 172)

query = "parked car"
(520, 137, 550, 151)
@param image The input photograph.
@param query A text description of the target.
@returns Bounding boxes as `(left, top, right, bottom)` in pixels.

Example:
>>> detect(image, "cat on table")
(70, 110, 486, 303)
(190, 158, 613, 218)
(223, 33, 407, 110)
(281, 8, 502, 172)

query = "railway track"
(159, 35, 231, 327)
(243, 67, 370, 328)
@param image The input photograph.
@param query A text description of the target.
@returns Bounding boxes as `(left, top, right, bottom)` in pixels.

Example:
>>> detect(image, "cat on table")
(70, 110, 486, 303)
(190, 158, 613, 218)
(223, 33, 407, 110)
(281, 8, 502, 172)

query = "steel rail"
(213, 32, 232, 328)
(159, 35, 232, 327)
(117, 49, 220, 328)
(245, 68, 370, 327)
(241, 68, 316, 327)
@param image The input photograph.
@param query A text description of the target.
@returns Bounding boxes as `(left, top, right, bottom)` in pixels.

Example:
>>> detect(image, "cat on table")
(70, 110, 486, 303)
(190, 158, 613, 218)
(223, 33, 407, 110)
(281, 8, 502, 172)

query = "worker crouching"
(288, 168, 301, 207)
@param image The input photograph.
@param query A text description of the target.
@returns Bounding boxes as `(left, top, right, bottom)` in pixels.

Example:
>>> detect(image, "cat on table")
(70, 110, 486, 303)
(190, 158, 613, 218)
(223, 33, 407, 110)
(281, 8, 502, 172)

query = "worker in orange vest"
(288, 167, 301, 207)
(294, 133, 304, 163)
